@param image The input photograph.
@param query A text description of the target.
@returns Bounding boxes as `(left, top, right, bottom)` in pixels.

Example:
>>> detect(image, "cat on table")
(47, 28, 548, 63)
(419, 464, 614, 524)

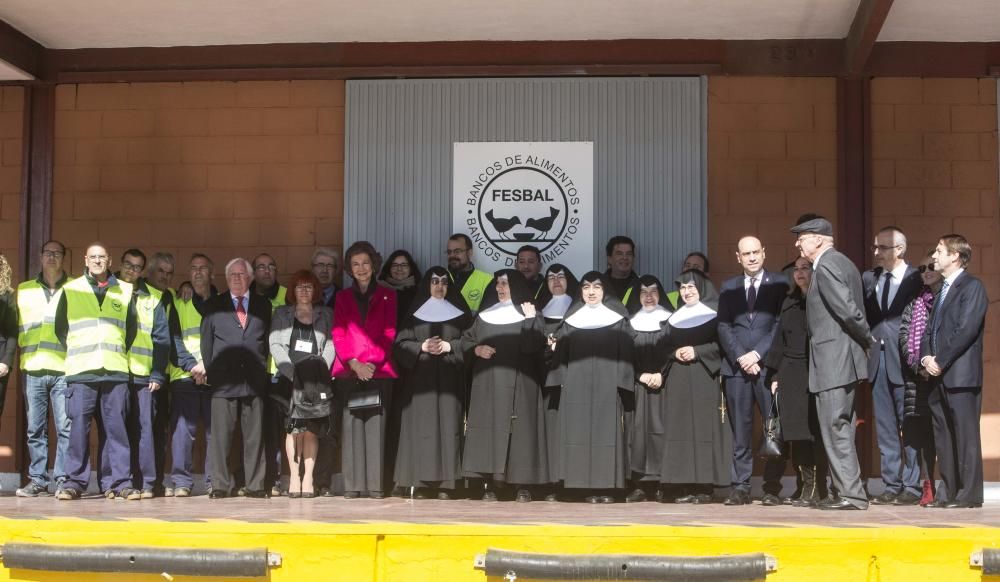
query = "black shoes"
(585, 495, 615, 504)
(891, 491, 921, 506)
(482, 490, 498, 502)
(208, 490, 227, 499)
(760, 493, 782, 506)
(676, 493, 712, 504)
(344, 491, 361, 499)
(723, 490, 751, 506)
(369, 491, 385, 500)
(244, 489, 269, 499)
(870, 492, 896, 505)
(818, 498, 866, 510)
(515, 489, 532, 503)
(944, 500, 982, 508)
(437, 491, 452, 501)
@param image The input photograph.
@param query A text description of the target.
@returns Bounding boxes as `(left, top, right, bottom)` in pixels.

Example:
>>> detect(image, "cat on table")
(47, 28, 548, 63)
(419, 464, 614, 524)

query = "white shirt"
(875, 262, 909, 310)
(812, 246, 832, 269)
(743, 273, 761, 296)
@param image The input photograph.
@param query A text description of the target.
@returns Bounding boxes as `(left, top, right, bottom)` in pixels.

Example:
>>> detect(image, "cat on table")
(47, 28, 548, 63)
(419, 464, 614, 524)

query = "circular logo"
(476, 166, 568, 257)
(111, 300, 123, 312)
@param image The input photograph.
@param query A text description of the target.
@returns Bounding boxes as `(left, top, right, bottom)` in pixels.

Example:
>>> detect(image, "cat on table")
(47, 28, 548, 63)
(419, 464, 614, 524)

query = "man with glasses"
(166, 254, 216, 498)
(792, 218, 872, 511)
(54, 242, 140, 501)
(14, 241, 72, 497)
(863, 226, 922, 506)
(311, 247, 342, 309)
(446, 234, 491, 312)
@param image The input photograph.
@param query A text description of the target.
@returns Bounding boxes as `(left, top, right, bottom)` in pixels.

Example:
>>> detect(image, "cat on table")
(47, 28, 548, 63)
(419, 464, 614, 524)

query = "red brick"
(288, 191, 343, 219)
(894, 105, 950, 132)
(710, 104, 760, 132)
(127, 138, 182, 164)
(54, 139, 75, 166)
(707, 77, 733, 103)
(708, 134, 727, 161)
(953, 217, 997, 244)
(76, 84, 132, 110)
(154, 165, 208, 192)
(55, 84, 77, 110)
(872, 78, 923, 105)
(870, 104, 894, 131)
(52, 194, 73, 220)
(981, 133, 998, 161)
(982, 190, 998, 217)
(175, 192, 235, 219)
(233, 136, 289, 163)
(728, 132, 785, 160)
(922, 78, 980, 104)
(725, 190, 785, 215)
(236, 81, 290, 107)
(318, 107, 345, 134)
(725, 78, 820, 104)
(786, 132, 836, 160)
(209, 109, 262, 136)
(894, 216, 951, 246)
(951, 106, 996, 132)
(1, 194, 20, 221)
(129, 83, 185, 109)
(814, 103, 836, 131)
(149, 219, 206, 247)
(155, 109, 212, 137)
(952, 161, 997, 189)
(314, 218, 342, 246)
(73, 192, 126, 220)
(756, 104, 813, 131)
(873, 160, 895, 187)
(814, 161, 837, 189)
(180, 82, 237, 108)
(260, 109, 317, 135)
(757, 217, 795, 241)
(0, 167, 18, 194)
(101, 110, 155, 138)
(873, 188, 924, 216)
(75, 139, 128, 165)
(290, 80, 345, 107)
(709, 215, 757, 246)
(1, 87, 23, 112)
(52, 220, 97, 248)
(922, 189, 980, 217)
(233, 192, 288, 219)
(100, 165, 154, 192)
(179, 137, 235, 164)
(96, 218, 154, 247)
(123, 192, 179, 220)
(288, 135, 343, 163)
(203, 219, 261, 246)
(894, 161, 951, 188)
(979, 79, 997, 105)
(978, 245, 997, 274)
(207, 164, 262, 191)
(258, 163, 316, 191)
(0, 112, 21, 140)
(872, 132, 922, 160)
(786, 188, 837, 221)
(923, 133, 980, 161)
(55, 110, 102, 138)
(53, 165, 101, 192)
(316, 163, 344, 191)
(259, 218, 317, 246)
(2, 139, 22, 167)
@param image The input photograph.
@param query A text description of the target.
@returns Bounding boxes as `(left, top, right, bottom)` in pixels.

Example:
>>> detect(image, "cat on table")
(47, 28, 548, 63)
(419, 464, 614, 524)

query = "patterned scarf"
(906, 286, 934, 366)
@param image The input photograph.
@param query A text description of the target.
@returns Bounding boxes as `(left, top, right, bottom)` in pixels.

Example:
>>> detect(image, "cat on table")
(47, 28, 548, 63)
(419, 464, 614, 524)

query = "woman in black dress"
(764, 257, 827, 507)
(538, 264, 578, 501)
(392, 267, 472, 500)
(549, 271, 634, 503)
(462, 270, 548, 502)
(660, 269, 730, 504)
(625, 275, 671, 502)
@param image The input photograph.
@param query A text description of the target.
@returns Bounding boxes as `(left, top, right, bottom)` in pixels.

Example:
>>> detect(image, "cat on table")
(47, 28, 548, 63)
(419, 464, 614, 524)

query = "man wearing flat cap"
(792, 217, 872, 510)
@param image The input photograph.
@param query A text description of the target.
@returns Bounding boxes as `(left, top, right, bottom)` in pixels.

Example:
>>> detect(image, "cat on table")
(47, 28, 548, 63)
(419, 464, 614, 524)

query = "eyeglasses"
(311, 262, 336, 271)
(87, 255, 109, 261)
(918, 264, 936, 273)
(446, 248, 470, 256)
(871, 244, 900, 252)
(390, 262, 410, 270)
(254, 264, 277, 272)
(41, 250, 64, 259)
(121, 261, 145, 272)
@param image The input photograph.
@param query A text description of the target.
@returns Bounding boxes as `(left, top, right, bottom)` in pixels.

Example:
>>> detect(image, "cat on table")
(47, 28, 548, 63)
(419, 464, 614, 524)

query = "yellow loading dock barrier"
(0, 518, 998, 581)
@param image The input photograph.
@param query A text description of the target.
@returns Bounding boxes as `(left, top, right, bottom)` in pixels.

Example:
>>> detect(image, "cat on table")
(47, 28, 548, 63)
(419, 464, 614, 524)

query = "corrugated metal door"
(345, 77, 706, 282)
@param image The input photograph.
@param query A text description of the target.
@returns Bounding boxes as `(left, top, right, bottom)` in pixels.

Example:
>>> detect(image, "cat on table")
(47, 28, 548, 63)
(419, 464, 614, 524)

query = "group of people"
(1, 215, 987, 510)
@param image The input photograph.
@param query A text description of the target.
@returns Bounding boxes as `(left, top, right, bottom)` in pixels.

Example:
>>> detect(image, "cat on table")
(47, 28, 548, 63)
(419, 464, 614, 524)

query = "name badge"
(294, 339, 313, 353)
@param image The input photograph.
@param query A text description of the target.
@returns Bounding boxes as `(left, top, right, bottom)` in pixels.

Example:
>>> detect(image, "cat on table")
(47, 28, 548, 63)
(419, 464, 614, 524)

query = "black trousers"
(209, 395, 266, 494)
(928, 381, 983, 504)
(724, 374, 785, 495)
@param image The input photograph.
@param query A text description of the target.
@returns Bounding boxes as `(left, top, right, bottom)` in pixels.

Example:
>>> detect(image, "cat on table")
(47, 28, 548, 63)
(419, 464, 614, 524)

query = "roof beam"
(0, 18, 43, 79)
(844, 0, 895, 76)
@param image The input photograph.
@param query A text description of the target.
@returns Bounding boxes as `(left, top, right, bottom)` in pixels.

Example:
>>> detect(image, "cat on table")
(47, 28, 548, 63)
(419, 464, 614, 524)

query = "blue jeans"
(23, 374, 71, 488)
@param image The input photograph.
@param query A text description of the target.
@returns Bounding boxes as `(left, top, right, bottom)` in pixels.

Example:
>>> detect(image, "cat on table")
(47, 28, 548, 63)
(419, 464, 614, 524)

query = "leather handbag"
(757, 391, 784, 459)
(343, 378, 382, 411)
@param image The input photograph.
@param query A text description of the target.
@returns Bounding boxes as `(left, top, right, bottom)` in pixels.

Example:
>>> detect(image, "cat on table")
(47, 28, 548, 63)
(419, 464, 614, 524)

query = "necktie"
(235, 296, 247, 329)
(931, 280, 950, 352)
(746, 277, 757, 320)
(880, 271, 892, 312)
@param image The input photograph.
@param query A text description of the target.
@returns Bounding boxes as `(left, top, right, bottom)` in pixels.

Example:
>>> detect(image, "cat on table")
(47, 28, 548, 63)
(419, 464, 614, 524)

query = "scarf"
(379, 275, 415, 291)
(906, 286, 934, 366)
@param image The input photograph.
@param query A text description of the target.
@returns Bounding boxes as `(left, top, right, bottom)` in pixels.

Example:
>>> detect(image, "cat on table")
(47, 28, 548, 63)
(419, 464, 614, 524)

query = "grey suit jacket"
(268, 305, 335, 382)
(806, 248, 872, 393)
(862, 265, 921, 384)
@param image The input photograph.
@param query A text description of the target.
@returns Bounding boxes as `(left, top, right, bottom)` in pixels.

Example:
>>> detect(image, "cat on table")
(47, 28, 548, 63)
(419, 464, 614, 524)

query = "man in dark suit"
(717, 236, 789, 506)
(793, 217, 872, 510)
(921, 234, 988, 508)
(201, 257, 272, 498)
(863, 226, 923, 506)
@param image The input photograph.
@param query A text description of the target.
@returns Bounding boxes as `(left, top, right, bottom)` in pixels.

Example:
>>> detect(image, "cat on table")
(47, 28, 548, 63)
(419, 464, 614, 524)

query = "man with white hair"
(863, 226, 922, 506)
(200, 258, 272, 498)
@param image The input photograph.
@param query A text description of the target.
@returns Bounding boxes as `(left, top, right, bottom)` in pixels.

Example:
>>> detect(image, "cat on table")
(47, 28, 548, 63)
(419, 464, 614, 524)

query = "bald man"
(716, 236, 789, 506)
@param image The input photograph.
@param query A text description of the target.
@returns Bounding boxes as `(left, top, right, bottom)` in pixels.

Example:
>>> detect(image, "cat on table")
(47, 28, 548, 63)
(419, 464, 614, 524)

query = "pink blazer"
(331, 286, 398, 379)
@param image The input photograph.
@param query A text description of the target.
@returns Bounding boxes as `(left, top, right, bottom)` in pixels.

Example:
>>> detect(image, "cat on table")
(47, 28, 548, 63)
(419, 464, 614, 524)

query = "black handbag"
(757, 391, 784, 459)
(343, 378, 382, 411)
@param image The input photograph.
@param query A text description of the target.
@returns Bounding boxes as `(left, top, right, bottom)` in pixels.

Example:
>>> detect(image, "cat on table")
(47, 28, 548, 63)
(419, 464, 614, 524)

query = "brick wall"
(52, 81, 346, 287)
(708, 77, 838, 283)
(871, 77, 1000, 479)
(0, 86, 22, 471)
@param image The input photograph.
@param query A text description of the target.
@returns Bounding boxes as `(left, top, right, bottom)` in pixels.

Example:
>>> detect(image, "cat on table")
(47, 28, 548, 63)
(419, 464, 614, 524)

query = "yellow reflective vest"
(452, 269, 492, 312)
(63, 276, 133, 377)
(17, 277, 68, 373)
(128, 282, 163, 378)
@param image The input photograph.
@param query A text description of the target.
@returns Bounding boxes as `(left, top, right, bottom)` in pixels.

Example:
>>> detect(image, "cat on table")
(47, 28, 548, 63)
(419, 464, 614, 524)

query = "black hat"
(789, 217, 833, 237)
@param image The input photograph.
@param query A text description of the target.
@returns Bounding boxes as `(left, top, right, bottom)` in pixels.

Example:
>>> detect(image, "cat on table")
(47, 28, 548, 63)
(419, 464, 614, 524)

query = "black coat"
(919, 270, 988, 389)
(764, 293, 813, 441)
(201, 292, 272, 399)
(716, 270, 788, 377)
(0, 290, 16, 413)
(863, 265, 922, 384)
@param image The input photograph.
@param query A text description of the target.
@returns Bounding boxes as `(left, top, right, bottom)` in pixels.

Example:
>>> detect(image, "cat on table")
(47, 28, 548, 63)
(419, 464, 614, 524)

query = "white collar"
(812, 246, 832, 267)
(943, 267, 965, 287)
(542, 294, 572, 319)
(413, 297, 464, 323)
(478, 300, 525, 325)
(565, 303, 624, 330)
(887, 262, 908, 280)
(630, 305, 670, 332)
(667, 301, 717, 329)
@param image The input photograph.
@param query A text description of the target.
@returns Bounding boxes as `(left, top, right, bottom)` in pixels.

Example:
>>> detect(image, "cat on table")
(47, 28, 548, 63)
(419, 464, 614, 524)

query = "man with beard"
(447, 234, 492, 312)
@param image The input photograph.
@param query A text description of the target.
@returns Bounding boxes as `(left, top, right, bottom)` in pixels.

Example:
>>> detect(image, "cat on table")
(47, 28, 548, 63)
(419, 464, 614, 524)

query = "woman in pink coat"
(332, 240, 397, 499)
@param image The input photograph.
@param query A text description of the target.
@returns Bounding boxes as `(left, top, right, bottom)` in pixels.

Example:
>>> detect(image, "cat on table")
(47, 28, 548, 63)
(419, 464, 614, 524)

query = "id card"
(294, 339, 313, 353)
